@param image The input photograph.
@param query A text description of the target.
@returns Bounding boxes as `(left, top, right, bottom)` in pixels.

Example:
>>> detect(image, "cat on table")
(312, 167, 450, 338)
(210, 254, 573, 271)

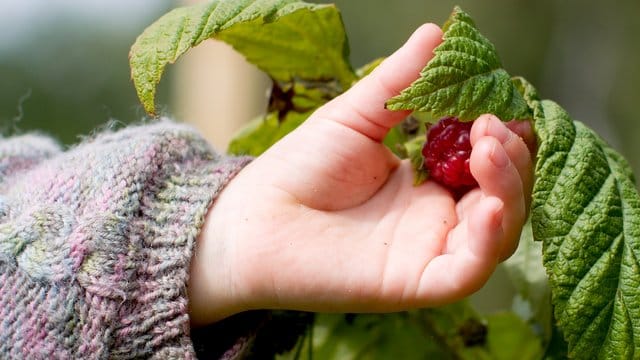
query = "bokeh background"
(2, 0, 639, 173)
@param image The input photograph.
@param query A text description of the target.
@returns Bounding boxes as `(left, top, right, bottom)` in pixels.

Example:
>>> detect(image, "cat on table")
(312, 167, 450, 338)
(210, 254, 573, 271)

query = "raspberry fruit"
(422, 116, 477, 197)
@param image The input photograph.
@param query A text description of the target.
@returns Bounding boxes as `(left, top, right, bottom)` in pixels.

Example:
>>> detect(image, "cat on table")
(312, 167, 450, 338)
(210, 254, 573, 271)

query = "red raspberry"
(422, 116, 477, 197)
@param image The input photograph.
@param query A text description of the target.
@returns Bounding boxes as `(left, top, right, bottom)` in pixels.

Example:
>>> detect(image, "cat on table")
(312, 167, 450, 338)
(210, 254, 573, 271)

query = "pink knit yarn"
(0, 121, 251, 358)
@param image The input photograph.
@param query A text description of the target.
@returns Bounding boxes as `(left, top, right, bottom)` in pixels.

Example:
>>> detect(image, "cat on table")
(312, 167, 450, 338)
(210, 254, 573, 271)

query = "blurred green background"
(0, 0, 173, 144)
(2, 0, 639, 172)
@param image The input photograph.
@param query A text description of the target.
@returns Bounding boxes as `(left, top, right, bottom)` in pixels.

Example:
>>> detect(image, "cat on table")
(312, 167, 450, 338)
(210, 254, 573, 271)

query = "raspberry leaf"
(130, 0, 355, 115)
(385, 6, 531, 122)
(531, 99, 640, 358)
(228, 110, 311, 156)
(228, 78, 336, 156)
(512, 76, 541, 109)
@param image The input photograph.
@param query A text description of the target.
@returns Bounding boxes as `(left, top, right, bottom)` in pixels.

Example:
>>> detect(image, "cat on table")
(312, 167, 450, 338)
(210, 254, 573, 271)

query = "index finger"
(313, 23, 443, 142)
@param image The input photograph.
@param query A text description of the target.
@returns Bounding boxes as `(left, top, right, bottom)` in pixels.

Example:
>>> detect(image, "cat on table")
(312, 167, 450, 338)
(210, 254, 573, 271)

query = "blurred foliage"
(0, 2, 172, 144)
(277, 304, 543, 359)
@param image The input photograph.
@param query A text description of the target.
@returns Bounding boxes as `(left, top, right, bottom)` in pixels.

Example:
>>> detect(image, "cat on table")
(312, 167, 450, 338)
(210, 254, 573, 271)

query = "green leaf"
(502, 219, 553, 344)
(130, 0, 355, 115)
(382, 115, 432, 183)
(418, 301, 542, 359)
(229, 78, 332, 156)
(512, 76, 541, 109)
(381, 126, 407, 158)
(279, 302, 523, 360)
(277, 313, 449, 360)
(355, 57, 385, 78)
(531, 99, 640, 358)
(267, 79, 340, 118)
(419, 302, 492, 359)
(227, 110, 311, 156)
(403, 135, 428, 185)
(484, 312, 544, 360)
(385, 6, 531, 122)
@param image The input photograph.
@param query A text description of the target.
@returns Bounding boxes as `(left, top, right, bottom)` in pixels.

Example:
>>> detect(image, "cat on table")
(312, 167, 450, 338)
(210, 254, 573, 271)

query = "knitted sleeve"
(0, 121, 251, 359)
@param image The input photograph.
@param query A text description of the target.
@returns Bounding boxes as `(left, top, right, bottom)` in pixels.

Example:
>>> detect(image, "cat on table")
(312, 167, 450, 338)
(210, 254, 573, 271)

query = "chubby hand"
(188, 23, 535, 325)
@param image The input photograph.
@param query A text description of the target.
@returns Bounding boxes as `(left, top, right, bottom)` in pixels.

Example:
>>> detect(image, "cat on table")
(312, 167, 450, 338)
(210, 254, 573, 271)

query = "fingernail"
(488, 117, 511, 144)
(490, 142, 509, 168)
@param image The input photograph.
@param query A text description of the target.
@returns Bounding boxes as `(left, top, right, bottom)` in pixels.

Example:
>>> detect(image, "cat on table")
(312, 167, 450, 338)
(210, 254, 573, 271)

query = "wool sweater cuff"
(0, 121, 251, 358)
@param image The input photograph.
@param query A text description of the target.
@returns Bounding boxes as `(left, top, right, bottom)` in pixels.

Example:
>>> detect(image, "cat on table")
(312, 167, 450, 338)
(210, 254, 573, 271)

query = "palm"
(188, 23, 533, 324)
(225, 108, 530, 312)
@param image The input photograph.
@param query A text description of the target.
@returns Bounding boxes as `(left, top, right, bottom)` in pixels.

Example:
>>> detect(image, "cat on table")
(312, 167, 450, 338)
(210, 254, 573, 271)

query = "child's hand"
(188, 23, 535, 325)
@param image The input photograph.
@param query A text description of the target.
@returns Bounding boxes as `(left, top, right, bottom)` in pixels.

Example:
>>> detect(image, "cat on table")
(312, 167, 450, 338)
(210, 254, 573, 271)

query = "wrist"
(187, 177, 251, 326)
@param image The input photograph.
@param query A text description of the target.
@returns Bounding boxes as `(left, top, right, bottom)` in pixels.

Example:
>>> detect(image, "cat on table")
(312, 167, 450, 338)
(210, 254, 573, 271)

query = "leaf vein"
(411, 67, 504, 112)
(170, 16, 190, 64)
(540, 138, 575, 217)
(197, 1, 224, 42)
(464, 69, 497, 115)
(617, 250, 635, 358)
(218, 0, 258, 32)
(439, 35, 499, 66)
(435, 49, 493, 74)
(555, 173, 615, 259)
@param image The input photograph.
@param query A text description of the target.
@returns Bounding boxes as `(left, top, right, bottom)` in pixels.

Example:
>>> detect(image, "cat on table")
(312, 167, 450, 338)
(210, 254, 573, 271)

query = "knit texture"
(0, 121, 251, 358)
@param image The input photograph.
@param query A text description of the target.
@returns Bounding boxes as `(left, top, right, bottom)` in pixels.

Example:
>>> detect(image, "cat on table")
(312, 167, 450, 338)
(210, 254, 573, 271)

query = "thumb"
(312, 23, 443, 141)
